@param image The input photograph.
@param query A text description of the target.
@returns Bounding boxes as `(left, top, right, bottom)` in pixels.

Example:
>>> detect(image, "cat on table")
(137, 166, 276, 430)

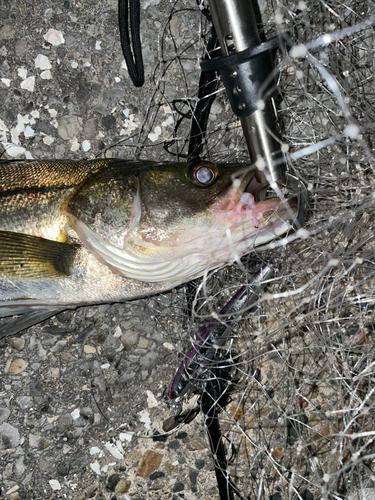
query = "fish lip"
(207, 167, 256, 208)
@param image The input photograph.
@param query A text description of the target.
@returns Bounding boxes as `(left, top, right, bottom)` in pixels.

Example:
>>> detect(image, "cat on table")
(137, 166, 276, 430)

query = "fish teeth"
(231, 192, 261, 228)
(235, 192, 258, 215)
(240, 192, 254, 206)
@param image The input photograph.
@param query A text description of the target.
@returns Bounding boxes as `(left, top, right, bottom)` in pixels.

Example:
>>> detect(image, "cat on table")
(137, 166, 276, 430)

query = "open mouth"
(209, 167, 298, 226)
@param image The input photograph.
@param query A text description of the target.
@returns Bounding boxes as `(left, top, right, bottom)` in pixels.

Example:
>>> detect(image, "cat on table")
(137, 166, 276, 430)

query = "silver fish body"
(0, 159, 296, 335)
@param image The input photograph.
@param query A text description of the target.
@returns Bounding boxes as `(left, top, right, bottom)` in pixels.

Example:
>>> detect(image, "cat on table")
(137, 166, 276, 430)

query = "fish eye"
(186, 162, 218, 187)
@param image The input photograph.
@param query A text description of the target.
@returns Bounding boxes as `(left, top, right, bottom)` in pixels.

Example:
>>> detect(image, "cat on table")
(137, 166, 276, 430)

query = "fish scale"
(0, 159, 109, 191)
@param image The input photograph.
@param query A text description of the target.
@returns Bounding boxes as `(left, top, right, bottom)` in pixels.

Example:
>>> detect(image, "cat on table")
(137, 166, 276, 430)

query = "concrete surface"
(1, 0, 375, 499)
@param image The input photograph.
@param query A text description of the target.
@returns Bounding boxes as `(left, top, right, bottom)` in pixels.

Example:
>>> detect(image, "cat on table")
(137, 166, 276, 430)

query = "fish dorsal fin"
(0, 231, 79, 279)
(0, 159, 113, 192)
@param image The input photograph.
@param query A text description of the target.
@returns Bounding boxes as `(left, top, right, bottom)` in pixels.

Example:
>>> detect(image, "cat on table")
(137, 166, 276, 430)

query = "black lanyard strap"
(118, 0, 145, 87)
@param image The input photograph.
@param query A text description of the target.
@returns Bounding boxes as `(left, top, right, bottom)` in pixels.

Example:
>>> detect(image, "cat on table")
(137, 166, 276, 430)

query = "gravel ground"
(0, 1, 221, 498)
(1, 0, 375, 499)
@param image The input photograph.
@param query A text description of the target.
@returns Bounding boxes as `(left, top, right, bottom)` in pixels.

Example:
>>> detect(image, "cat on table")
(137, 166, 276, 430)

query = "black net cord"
(187, 26, 220, 160)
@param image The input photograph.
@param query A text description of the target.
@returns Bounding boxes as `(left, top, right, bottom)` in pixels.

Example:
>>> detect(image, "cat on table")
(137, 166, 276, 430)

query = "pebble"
(187, 439, 207, 451)
(40, 70, 52, 79)
(49, 479, 61, 491)
(20, 76, 35, 92)
(16, 396, 32, 409)
(152, 431, 167, 442)
(58, 115, 83, 140)
(3, 461, 13, 479)
(139, 351, 158, 369)
(7, 337, 25, 352)
(163, 342, 174, 351)
(57, 462, 71, 476)
(0, 24, 15, 39)
(146, 390, 158, 408)
(34, 120, 55, 136)
(136, 450, 163, 478)
(17, 67, 27, 78)
(90, 461, 101, 475)
(56, 413, 73, 433)
(84, 345, 96, 354)
(42, 135, 54, 145)
(104, 442, 123, 460)
(71, 408, 80, 419)
(102, 114, 116, 129)
(29, 380, 43, 396)
(269, 494, 282, 500)
(35, 54, 51, 70)
(102, 332, 121, 351)
(189, 468, 198, 486)
(39, 437, 51, 450)
(0, 407, 10, 423)
(83, 117, 98, 139)
(106, 473, 120, 491)
(60, 352, 76, 363)
(115, 478, 131, 494)
(120, 331, 139, 350)
(272, 447, 283, 459)
(4, 145, 26, 158)
(168, 440, 180, 450)
(119, 431, 133, 442)
(50, 339, 67, 353)
(29, 434, 41, 448)
(149, 471, 165, 480)
(8, 359, 28, 375)
(195, 459, 205, 470)
(138, 336, 149, 348)
(6, 486, 19, 496)
(229, 404, 246, 421)
(0, 422, 20, 449)
(43, 29, 65, 46)
(14, 456, 25, 478)
(80, 406, 94, 419)
(8, 492, 21, 500)
(173, 482, 185, 492)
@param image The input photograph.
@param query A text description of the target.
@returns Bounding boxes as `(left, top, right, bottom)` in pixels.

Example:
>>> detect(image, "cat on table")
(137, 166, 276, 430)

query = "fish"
(0, 158, 297, 336)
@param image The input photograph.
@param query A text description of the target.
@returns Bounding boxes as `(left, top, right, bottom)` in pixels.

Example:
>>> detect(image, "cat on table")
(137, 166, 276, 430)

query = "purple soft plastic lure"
(165, 265, 274, 410)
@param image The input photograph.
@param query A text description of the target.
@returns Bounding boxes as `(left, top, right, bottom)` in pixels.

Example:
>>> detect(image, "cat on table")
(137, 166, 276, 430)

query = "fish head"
(69, 161, 297, 283)
(133, 161, 254, 247)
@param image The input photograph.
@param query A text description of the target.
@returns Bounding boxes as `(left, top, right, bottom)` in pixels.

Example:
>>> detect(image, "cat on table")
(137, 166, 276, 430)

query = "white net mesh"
(153, 1, 375, 498)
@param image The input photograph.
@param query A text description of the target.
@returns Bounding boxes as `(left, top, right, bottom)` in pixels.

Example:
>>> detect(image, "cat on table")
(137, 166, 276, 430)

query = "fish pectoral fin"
(0, 231, 79, 279)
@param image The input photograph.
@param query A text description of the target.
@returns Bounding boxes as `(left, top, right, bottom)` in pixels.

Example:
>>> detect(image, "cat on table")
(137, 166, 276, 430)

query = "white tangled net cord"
(139, 0, 375, 498)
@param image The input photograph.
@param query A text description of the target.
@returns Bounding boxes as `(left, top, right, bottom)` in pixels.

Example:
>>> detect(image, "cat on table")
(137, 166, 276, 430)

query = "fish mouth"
(208, 167, 298, 230)
(207, 166, 255, 210)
